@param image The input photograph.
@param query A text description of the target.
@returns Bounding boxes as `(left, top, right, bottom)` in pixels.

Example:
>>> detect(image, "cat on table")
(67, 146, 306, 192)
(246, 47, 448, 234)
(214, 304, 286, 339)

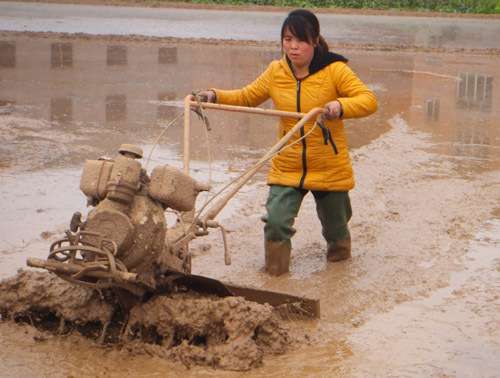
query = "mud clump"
(0, 271, 289, 371)
(0, 270, 114, 324)
(127, 294, 289, 370)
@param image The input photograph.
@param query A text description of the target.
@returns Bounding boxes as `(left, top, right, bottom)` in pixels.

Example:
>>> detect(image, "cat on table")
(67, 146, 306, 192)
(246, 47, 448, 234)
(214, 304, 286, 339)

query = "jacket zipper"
(297, 80, 307, 189)
(318, 122, 339, 155)
(328, 133, 338, 154)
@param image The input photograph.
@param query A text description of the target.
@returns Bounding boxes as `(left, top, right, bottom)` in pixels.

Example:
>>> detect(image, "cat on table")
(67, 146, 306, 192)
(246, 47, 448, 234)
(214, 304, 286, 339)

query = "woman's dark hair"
(280, 9, 329, 55)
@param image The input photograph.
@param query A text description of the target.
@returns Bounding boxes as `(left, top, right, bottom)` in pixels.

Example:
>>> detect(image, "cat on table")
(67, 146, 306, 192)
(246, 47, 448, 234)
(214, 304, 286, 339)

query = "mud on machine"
(27, 143, 212, 295)
(27, 96, 322, 317)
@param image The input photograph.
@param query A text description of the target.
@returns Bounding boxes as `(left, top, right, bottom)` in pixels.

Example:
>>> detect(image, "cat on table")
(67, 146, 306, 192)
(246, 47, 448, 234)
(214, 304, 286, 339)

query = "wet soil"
(1, 30, 499, 376)
(0, 270, 290, 371)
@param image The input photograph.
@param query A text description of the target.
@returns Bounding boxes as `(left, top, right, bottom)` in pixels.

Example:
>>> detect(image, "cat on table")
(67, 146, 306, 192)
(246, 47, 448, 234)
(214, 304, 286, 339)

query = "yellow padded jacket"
(214, 54, 377, 191)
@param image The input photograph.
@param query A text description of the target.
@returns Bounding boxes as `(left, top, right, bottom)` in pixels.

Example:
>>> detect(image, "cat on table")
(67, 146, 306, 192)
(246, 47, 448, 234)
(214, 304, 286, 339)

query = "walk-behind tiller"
(27, 95, 324, 317)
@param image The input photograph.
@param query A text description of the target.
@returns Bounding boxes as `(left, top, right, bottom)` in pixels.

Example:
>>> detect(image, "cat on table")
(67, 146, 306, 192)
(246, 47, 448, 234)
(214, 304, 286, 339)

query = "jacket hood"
(310, 49, 348, 74)
(285, 49, 348, 78)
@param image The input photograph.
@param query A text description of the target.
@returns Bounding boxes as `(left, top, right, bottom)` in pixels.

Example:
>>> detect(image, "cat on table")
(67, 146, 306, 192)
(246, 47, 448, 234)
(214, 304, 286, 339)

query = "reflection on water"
(0, 40, 15, 67)
(50, 97, 72, 123)
(457, 72, 493, 112)
(425, 98, 440, 121)
(106, 44, 127, 66)
(0, 33, 499, 174)
(50, 42, 72, 68)
(158, 46, 177, 64)
(456, 124, 491, 147)
(157, 91, 176, 120)
(105, 94, 126, 122)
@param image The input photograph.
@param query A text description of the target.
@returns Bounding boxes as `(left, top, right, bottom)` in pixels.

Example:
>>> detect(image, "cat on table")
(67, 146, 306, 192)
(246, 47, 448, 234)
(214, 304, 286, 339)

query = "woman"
(197, 9, 377, 275)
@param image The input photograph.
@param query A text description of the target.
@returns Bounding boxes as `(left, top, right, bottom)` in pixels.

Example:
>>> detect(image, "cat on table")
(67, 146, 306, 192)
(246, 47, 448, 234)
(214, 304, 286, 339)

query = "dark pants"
(263, 185, 352, 244)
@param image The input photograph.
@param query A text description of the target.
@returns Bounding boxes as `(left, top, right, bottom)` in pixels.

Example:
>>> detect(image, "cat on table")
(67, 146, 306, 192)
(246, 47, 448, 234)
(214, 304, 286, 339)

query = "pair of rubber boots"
(265, 237, 351, 276)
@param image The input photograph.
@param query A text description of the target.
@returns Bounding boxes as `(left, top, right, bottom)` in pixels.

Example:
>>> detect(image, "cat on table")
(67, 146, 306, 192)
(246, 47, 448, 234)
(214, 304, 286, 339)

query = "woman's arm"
(333, 62, 378, 119)
(213, 62, 274, 107)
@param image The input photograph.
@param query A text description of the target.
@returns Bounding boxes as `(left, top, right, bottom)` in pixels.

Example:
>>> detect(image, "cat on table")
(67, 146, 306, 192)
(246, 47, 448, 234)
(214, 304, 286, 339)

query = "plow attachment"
(28, 256, 320, 319)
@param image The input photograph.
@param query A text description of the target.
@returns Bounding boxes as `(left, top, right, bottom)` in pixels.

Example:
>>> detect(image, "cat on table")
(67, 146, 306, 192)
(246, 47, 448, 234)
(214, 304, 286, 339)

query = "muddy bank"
(2, 30, 500, 56)
(0, 270, 290, 371)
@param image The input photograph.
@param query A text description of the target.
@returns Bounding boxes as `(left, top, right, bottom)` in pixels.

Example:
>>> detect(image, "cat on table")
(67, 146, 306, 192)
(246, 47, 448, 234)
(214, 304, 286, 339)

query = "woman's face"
(282, 28, 315, 69)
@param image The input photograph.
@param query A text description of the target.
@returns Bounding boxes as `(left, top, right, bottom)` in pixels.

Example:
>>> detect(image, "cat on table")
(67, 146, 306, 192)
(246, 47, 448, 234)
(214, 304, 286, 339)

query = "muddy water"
(1, 32, 500, 376)
(345, 220, 500, 377)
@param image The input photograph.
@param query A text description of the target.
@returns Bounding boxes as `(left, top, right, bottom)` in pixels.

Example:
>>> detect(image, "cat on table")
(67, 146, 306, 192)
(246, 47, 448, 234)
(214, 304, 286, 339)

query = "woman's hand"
(195, 90, 216, 103)
(323, 100, 343, 120)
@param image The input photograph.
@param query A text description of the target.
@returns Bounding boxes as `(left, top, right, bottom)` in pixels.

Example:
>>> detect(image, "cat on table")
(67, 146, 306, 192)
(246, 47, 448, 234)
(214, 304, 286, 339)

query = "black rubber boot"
(327, 236, 351, 262)
(265, 240, 291, 276)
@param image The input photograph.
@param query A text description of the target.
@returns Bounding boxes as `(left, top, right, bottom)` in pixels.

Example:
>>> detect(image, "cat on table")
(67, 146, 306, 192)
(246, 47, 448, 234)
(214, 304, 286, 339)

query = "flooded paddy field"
(0, 31, 499, 377)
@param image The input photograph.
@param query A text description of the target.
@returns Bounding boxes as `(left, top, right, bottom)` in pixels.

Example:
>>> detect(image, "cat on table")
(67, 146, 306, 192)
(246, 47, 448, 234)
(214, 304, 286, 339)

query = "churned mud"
(0, 270, 289, 371)
(0, 271, 113, 325)
(126, 294, 288, 370)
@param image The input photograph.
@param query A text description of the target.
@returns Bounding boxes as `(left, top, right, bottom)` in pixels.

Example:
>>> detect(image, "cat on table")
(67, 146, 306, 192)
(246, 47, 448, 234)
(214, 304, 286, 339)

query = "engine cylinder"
(106, 154, 141, 204)
(149, 165, 205, 211)
(80, 159, 114, 201)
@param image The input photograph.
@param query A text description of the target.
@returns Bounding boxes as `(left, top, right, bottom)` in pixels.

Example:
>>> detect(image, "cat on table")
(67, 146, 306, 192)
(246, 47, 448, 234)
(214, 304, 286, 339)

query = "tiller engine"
(28, 144, 209, 296)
